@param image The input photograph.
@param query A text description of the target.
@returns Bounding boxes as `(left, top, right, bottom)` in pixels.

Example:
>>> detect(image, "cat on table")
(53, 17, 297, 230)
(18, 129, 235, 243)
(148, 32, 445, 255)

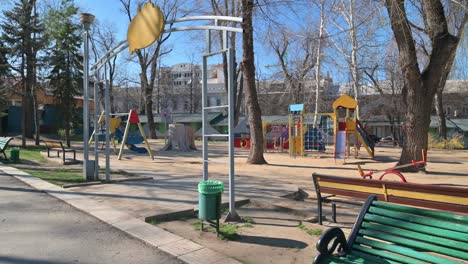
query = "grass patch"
(297, 223, 322, 236)
(193, 220, 240, 241)
(3, 147, 47, 164)
(22, 168, 86, 186)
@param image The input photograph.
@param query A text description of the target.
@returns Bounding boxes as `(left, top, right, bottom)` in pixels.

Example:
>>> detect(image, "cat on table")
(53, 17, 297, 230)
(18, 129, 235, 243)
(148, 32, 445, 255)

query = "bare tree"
(242, 0, 266, 164)
(268, 27, 317, 108)
(120, 0, 177, 139)
(328, 0, 383, 118)
(384, 0, 466, 168)
(90, 21, 120, 113)
(210, 0, 244, 125)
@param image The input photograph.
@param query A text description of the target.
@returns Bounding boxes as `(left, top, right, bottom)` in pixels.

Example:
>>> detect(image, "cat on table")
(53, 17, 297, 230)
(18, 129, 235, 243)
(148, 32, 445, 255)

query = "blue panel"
(289, 104, 304, 112)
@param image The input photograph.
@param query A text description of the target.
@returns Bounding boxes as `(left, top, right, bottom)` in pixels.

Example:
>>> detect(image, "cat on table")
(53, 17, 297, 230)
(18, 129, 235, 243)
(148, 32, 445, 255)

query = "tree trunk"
(242, 0, 266, 164)
(145, 85, 157, 139)
(385, 0, 460, 171)
(33, 87, 40, 145)
(234, 69, 243, 126)
(313, 0, 325, 128)
(349, 0, 360, 118)
(434, 91, 447, 139)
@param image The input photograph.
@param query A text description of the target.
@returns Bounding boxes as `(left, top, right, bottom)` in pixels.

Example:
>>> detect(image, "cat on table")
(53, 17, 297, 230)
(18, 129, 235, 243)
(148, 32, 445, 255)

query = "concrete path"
(0, 164, 241, 264)
(0, 170, 181, 264)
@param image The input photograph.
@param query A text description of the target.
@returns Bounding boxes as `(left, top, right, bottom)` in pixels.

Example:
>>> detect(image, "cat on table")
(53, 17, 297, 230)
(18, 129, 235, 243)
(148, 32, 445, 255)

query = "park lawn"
(16, 147, 47, 163)
(22, 168, 86, 186)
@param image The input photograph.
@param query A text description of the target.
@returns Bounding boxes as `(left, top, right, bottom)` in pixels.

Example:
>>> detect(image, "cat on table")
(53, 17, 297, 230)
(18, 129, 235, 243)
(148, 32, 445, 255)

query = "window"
(216, 98, 221, 106)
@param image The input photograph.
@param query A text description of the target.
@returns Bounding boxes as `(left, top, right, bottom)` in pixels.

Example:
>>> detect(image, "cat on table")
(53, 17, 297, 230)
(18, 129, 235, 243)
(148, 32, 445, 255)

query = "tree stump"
(161, 124, 197, 151)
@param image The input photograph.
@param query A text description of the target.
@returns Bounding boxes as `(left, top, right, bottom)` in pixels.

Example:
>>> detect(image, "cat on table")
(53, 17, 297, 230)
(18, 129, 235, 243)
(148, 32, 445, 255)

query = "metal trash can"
(86, 160, 96, 180)
(198, 181, 224, 220)
(10, 147, 20, 163)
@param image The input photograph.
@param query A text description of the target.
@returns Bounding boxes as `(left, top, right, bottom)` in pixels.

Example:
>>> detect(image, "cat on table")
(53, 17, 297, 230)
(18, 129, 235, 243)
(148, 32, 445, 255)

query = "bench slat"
(373, 200, 468, 224)
(323, 253, 398, 264)
(354, 237, 460, 264)
(364, 214, 468, 243)
(361, 221, 468, 252)
(359, 228, 468, 260)
(368, 207, 468, 233)
(352, 244, 426, 264)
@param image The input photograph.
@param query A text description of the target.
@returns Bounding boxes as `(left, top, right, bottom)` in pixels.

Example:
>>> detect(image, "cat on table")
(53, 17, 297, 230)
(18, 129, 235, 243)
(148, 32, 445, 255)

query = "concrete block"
(158, 239, 203, 257)
(112, 218, 145, 231)
(126, 224, 183, 247)
(178, 248, 226, 264)
(212, 258, 243, 264)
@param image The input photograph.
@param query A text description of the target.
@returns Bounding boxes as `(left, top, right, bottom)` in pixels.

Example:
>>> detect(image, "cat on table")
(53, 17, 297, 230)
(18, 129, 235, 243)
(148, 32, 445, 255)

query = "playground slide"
(335, 131, 346, 159)
(114, 129, 148, 154)
(356, 123, 374, 158)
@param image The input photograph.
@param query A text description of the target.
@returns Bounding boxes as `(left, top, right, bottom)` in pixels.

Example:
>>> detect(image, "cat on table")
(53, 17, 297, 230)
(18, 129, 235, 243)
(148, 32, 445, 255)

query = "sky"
(0, 0, 465, 84)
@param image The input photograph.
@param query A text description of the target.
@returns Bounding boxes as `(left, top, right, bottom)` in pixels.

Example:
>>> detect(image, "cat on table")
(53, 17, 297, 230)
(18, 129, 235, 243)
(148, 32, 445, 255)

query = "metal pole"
(225, 47, 239, 221)
(80, 13, 94, 180)
(104, 65, 111, 182)
(202, 55, 208, 181)
(93, 81, 99, 180)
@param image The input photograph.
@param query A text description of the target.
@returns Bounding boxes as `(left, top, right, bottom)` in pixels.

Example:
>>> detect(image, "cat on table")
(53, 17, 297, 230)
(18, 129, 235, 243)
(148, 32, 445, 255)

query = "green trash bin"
(198, 181, 224, 220)
(10, 147, 20, 163)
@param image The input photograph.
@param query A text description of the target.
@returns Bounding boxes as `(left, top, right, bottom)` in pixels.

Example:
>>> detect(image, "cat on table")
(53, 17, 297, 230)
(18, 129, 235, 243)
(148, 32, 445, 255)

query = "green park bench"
(0, 137, 14, 160)
(313, 195, 468, 264)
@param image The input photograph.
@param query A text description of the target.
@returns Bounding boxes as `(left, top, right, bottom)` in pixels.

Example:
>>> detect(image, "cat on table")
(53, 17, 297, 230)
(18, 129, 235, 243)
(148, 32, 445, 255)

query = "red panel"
(128, 109, 140, 124)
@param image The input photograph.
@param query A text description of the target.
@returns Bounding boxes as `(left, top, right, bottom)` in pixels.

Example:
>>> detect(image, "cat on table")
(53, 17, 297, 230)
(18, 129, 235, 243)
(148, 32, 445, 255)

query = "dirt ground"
(7, 138, 468, 264)
(146, 143, 467, 264)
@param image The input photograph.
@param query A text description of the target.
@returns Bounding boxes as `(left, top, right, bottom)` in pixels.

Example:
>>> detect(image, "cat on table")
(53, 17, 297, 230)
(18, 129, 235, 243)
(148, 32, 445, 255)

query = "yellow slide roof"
(332, 94, 357, 110)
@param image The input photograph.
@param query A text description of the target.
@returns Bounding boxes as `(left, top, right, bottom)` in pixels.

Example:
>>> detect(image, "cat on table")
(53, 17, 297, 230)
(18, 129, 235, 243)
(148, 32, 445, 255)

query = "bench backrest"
(43, 140, 63, 149)
(313, 173, 468, 214)
(348, 195, 468, 263)
(0, 137, 13, 150)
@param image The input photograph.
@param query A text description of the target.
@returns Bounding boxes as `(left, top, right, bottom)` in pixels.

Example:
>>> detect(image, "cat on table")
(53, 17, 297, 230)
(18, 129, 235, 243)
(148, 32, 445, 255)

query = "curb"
(0, 163, 240, 264)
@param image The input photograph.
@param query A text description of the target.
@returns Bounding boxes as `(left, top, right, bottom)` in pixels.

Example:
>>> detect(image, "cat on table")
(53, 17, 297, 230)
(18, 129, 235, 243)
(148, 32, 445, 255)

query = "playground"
(14, 136, 465, 264)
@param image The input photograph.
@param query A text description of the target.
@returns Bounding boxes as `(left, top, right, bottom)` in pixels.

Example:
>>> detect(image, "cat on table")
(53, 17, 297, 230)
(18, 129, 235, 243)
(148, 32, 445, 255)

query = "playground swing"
(117, 109, 154, 160)
(89, 112, 122, 152)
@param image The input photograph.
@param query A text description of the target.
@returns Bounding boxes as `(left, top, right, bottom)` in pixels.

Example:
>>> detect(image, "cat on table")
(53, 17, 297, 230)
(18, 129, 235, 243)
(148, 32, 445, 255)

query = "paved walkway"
(0, 164, 241, 264)
(0, 170, 181, 264)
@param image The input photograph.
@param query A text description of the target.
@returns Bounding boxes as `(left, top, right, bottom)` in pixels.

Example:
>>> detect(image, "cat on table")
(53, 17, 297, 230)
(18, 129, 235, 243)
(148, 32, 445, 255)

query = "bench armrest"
(316, 227, 349, 256)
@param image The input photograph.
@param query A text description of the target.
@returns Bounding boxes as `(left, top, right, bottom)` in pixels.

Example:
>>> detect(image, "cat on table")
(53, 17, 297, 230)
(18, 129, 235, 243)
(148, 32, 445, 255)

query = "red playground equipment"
(357, 150, 427, 182)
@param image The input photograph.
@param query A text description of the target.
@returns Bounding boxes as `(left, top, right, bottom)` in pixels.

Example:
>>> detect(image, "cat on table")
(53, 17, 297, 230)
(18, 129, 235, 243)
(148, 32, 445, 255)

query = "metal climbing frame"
(201, 17, 242, 221)
(88, 15, 243, 220)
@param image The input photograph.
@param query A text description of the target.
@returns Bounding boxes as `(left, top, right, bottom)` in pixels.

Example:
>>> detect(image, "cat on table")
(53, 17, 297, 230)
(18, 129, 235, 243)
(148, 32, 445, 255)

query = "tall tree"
(1, 0, 41, 147)
(120, 0, 177, 139)
(44, 0, 82, 147)
(268, 28, 317, 107)
(384, 0, 465, 169)
(432, 1, 466, 139)
(0, 43, 10, 136)
(242, 0, 266, 164)
(90, 21, 120, 113)
(210, 0, 244, 125)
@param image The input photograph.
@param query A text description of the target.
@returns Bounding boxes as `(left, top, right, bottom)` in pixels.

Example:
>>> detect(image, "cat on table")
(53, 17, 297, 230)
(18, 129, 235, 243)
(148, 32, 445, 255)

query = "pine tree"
(0, 0, 42, 147)
(44, 1, 82, 147)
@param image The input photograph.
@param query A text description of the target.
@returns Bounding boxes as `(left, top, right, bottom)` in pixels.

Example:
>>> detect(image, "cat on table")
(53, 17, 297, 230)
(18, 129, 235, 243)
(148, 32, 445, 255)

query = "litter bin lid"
(198, 181, 224, 194)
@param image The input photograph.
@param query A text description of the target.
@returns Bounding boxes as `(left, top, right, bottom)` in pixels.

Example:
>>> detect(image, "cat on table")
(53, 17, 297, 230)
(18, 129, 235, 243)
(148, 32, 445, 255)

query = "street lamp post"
(79, 13, 95, 180)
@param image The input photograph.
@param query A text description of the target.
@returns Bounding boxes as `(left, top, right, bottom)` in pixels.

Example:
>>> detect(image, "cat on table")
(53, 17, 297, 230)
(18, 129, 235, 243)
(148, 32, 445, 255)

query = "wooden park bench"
(0, 137, 14, 160)
(313, 195, 468, 264)
(312, 173, 468, 225)
(43, 140, 76, 163)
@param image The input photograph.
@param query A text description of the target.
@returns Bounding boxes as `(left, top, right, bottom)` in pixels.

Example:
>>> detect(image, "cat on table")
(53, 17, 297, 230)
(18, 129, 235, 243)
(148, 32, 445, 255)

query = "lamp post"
(79, 13, 95, 180)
